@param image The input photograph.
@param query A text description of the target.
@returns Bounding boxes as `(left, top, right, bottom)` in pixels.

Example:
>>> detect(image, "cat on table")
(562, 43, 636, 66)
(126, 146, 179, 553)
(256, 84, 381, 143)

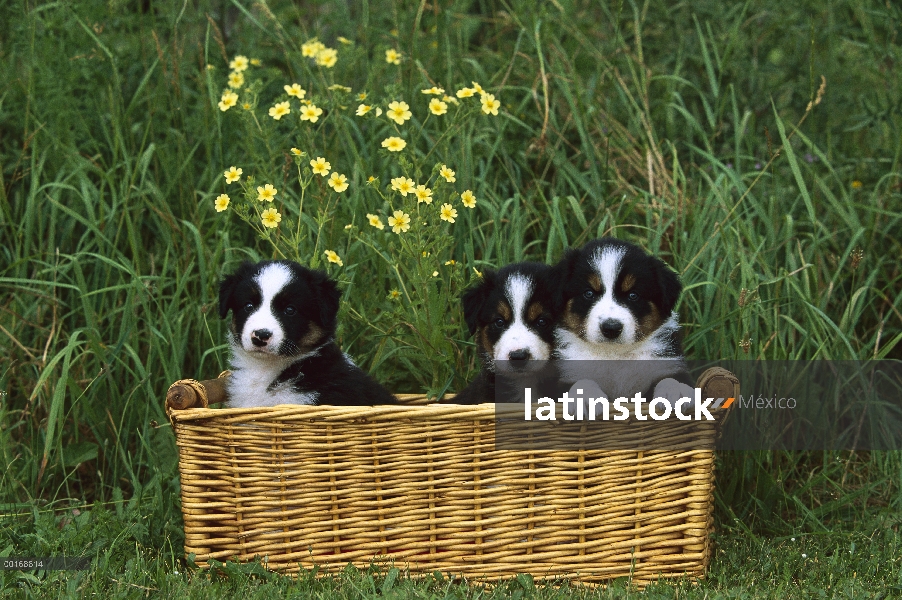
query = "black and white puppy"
(218, 260, 396, 407)
(453, 262, 559, 404)
(552, 238, 695, 403)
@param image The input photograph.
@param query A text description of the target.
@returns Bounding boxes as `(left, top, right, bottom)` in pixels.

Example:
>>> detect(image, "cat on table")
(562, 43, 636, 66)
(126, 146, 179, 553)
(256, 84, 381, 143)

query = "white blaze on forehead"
(242, 263, 293, 352)
(586, 245, 637, 344)
(494, 273, 551, 368)
(590, 246, 625, 295)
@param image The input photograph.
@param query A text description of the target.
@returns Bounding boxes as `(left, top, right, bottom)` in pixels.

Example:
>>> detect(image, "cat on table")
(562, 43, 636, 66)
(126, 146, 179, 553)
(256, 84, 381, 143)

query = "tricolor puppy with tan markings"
(454, 262, 559, 404)
(551, 237, 696, 403)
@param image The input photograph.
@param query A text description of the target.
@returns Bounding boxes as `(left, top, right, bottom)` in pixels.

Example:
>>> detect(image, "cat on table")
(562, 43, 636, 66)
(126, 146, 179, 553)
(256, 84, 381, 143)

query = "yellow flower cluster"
(217, 55, 252, 111)
(369, 167, 475, 235)
(302, 38, 338, 68)
(454, 81, 500, 115)
(307, 156, 349, 193)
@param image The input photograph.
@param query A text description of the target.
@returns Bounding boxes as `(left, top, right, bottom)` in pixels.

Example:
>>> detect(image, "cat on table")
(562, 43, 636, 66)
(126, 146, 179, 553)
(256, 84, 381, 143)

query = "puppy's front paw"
(652, 378, 696, 413)
(569, 379, 607, 420)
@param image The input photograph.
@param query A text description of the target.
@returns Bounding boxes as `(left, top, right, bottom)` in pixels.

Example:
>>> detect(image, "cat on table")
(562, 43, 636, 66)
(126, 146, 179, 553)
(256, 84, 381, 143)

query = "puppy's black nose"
(508, 349, 531, 361)
(251, 329, 272, 346)
(600, 319, 623, 339)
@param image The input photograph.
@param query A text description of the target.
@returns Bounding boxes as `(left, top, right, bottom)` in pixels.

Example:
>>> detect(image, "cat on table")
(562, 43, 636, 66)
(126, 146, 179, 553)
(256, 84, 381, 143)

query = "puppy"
(218, 260, 396, 407)
(453, 262, 559, 404)
(551, 238, 695, 405)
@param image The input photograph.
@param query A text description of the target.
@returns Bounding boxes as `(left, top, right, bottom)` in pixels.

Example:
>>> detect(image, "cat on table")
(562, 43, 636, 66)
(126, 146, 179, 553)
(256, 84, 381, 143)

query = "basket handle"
(166, 371, 231, 411)
(695, 366, 739, 414)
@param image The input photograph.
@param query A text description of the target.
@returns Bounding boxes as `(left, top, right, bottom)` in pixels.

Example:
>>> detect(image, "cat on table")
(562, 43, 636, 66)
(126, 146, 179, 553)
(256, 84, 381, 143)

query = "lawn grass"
(1, 0, 901, 596)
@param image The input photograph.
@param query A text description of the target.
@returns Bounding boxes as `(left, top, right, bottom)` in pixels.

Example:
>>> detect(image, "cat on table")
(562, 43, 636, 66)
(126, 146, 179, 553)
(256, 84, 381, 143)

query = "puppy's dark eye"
(536, 317, 549, 328)
(583, 290, 595, 300)
(244, 302, 255, 313)
(284, 306, 297, 316)
(628, 292, 639, 302)
(493, 318, 506, 329)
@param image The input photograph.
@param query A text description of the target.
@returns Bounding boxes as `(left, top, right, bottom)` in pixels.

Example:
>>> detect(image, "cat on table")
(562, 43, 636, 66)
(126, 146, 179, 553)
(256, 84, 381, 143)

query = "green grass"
(1, 0, 901, 596)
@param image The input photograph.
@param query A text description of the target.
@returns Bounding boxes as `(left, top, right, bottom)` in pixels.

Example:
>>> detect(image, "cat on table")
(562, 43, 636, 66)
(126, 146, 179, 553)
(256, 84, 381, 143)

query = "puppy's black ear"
(548, 247, 580, 313)
(311, 269, 342, 333)
(653, 258, 682, 314)
(218, 271, 241, 319)
(461, 270, 496, 335)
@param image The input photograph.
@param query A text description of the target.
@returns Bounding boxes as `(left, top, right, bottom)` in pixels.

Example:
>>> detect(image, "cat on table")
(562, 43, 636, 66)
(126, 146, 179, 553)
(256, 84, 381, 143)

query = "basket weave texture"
(167, 369, 737, 586)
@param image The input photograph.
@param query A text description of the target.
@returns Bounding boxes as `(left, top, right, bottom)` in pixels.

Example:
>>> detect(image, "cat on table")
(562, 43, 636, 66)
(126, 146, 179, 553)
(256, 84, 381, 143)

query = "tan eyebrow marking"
(588, 273, 602, 292)
(496, 300, 512, 321)
(527, 302, 544, 321)
(621, 273, 637, 292)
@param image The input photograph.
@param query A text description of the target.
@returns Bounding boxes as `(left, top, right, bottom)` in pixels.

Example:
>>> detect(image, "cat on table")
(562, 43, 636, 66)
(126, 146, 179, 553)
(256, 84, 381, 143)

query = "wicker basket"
(166, 368, 738, 587)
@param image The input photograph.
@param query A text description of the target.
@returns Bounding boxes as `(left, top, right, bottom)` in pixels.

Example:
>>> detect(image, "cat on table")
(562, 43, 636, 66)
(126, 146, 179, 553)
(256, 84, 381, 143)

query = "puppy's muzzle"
(251, 329, 273, 347)
(600, 319, 623, 340)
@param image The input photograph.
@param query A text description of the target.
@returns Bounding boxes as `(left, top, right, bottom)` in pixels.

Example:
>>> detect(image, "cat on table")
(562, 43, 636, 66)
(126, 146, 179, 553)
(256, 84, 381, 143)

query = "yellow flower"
(356, 104, 373, 116)
(481, 93, 500, 115)
(388, 289, 401, 300)
(391, 176, 414, 195)
(224, 166, 243, 184)
(316, 48, 338, 68)
(337, 36, 353, 45)
(428, 98, 448, 115)
(324, 250, 343, 266)
(284, 83, 306, 99)
(397, 177, 415, 195)
(290, 148, 304, 156)
(250, 58, 261, 66)
(439, 165, 456, 183)
(310, 157, 331, 176)
(218, 90, 238, 111)
(367, 175, 377, 185)
(261, 207, 281, 228)
(257, 184, 278, 202)
(366, 213, 385, 230)
(328, 172, 349, 192)
(456, 87, 475, 98)
(414, 185, 433, 204)
(357, 92, 368, 101)
(241, 102, 252, 110)
(461, 190, 476, 208)
(851, 180, 863, 189)
(443, 95, 459, 105)
(386, 101, 412, 125)
(444, 259, 456, 266)
(421, 86, 445, 95)
(471, 81, 484, 93)
(269, 101, 291, 120)
(300, 104, 323, 123)
(381, 136, 406, 152)
(302, 39, 326, 57)
(227, 71, 245, 89)
(385, 48, 402, 65)
(432, 271, 439, 277)
(229, 55, 249, 72)
(440, 203, 458, 223)
(388, 210, 411, 234)
(328, 84, 352, 92)
(214, 193, 230, 212)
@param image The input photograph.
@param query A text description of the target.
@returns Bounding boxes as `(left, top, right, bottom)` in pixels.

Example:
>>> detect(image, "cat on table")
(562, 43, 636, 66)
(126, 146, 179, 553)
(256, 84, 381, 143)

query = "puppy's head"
(218, 260, 340, 357)
(553, 238, 681, 346)
(462, 262, 557, 373)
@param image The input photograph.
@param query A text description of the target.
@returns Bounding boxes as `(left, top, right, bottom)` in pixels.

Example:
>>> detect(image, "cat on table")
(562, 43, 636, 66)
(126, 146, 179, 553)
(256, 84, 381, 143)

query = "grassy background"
(1, 0, 901, 596)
